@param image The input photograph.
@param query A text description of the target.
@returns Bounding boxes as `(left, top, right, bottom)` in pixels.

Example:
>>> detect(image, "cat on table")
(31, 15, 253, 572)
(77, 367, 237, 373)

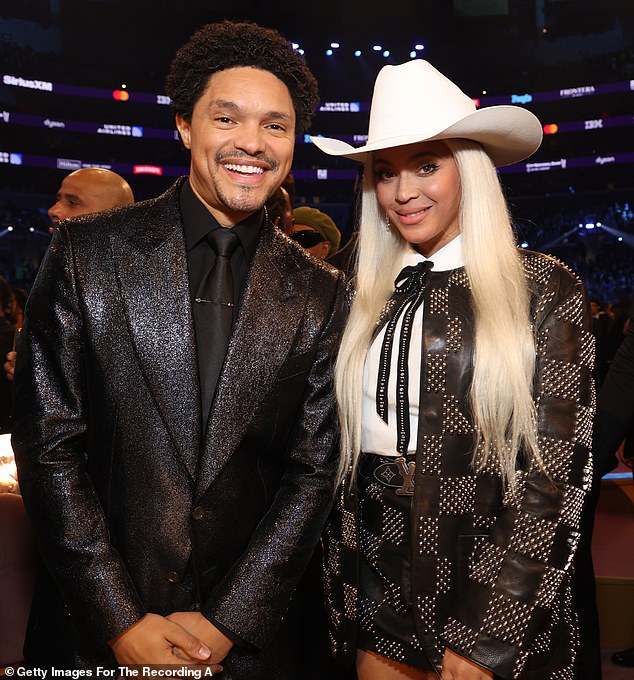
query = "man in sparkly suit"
(12, 21, 345, 678)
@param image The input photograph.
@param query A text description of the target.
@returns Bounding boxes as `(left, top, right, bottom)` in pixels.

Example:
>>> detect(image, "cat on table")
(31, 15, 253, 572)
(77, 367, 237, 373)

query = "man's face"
(176, 67, 296, 226)
(47, 172, 121, 234)
(292, 225, 330, 260)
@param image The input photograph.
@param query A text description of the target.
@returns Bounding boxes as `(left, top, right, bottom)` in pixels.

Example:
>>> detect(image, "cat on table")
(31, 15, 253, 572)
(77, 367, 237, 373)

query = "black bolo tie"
(375, 260, 434, 457)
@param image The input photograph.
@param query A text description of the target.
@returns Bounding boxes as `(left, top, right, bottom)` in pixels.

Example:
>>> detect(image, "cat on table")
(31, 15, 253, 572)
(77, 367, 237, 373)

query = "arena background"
(0, 0, 633, 305)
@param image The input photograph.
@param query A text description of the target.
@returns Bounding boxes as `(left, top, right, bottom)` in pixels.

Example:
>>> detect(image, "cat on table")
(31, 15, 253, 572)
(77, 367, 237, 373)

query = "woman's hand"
(441, 647, 493, 679)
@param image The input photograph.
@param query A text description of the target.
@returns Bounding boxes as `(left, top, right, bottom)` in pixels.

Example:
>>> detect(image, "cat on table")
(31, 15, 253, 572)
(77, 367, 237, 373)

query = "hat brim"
(311, 105, 543, 168)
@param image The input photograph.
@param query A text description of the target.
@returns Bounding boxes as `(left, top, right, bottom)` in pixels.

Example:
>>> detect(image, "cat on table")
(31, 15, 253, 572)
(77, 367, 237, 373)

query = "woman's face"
(374, 140, 461, 257)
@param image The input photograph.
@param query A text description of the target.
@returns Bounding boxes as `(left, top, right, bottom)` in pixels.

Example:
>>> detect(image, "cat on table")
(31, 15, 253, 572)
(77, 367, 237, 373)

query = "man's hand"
(109, 613, 221, 669)
(441, 648, 493, 679)
(4, 351, 16, 382)
(166, 612, 234, 665)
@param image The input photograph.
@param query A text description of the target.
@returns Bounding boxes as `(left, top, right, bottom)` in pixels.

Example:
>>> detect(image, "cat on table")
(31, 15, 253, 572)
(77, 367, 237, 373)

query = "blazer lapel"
(195, 224, 308, 498)
(111, 185, 201, 480)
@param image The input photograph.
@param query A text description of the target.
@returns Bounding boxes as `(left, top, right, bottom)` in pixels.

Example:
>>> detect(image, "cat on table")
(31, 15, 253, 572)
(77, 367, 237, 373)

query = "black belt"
(361, 452, 416, 496)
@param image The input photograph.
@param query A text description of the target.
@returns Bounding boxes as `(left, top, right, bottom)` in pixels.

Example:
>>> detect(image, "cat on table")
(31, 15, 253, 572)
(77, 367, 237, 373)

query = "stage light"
(354, 50, 362, 57)
(482, 90, 487, 95)
(520, 242, 529, 248)
(291, 42, 300, 50)
(298, 49, 304, 55)
(326, 49, 333, 56)
(7, 226, 13, 232)
(373, 45, 382, 51)
(585, 223, 595, 230)
(383, 50, 390, 57)
(330, 42, 340, 48)
(410, 51, 417, 58)
(543, 123, 559, 135)
(112, 89, 129, 102)
(121, 84, 127, 89)
(415, 44, 424, 50)
(29, 227, 34, 232)
(618, 237, 623, 242)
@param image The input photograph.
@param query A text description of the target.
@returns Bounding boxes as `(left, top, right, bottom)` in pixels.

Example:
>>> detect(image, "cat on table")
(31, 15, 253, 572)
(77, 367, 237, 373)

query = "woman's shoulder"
(520, 249, 589, 328)
(520, 248, 583, 292)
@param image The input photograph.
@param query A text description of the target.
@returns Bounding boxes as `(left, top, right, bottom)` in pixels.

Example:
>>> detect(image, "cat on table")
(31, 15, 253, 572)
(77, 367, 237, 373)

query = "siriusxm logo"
(3, 74, 52, 91)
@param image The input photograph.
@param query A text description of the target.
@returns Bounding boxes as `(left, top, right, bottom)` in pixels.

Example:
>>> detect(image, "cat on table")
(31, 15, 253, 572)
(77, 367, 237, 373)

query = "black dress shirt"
(180, 178, 263, 314)
(180, 179, 264, 431)
(179, 178, 264, 649)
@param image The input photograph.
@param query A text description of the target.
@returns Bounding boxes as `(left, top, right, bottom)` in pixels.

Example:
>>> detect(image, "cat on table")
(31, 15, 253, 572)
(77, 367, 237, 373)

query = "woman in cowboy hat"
(312, 60, 594, 679)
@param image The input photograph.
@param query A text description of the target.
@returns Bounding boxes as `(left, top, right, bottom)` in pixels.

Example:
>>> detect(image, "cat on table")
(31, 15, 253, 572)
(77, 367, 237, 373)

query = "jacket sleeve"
(11, 225, 146, 645)
(443, 265, 595, 678)
(200, 271, 347, 649)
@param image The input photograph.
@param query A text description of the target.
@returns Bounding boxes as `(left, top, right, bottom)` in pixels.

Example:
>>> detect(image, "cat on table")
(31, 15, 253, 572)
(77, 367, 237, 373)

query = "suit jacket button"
(167, 570, 180, 584)
(192, 506, 205, 520)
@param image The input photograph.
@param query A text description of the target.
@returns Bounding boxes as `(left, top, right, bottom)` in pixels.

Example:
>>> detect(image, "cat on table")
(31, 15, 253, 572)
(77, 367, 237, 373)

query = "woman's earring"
(385, 215, 391, 233)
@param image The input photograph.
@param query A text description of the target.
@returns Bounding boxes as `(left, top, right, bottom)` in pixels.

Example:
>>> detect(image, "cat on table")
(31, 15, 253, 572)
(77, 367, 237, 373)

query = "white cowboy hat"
(311, 59, 543, 167)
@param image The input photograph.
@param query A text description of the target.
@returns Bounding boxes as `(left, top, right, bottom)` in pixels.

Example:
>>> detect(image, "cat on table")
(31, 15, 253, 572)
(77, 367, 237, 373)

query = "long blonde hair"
(334, 139, 539, 486)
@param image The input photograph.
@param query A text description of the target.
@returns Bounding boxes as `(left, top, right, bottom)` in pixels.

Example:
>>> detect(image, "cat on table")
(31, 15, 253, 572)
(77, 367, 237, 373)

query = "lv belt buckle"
(373, 455, 416, 496)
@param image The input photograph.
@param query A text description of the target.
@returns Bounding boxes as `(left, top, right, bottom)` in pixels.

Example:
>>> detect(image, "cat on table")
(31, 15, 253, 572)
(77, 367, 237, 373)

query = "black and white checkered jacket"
(323, 251, 595, 679)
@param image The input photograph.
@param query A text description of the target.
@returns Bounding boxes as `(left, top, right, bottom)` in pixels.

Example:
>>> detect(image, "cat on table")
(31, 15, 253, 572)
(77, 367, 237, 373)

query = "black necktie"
(195, 228, 240, 425)
(375, 260, 434, 456)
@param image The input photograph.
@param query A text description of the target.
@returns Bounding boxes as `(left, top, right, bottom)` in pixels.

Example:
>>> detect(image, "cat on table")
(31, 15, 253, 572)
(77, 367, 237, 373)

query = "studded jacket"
(323, 251, 595, 679)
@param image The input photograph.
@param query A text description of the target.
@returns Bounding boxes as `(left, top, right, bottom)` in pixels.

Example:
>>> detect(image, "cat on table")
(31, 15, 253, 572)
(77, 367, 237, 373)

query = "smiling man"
(12, 21, 346, 678)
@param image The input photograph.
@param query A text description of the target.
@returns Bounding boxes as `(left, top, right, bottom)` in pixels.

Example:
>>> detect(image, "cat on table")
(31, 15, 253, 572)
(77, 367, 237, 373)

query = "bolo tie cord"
(375, 260, 434, 456)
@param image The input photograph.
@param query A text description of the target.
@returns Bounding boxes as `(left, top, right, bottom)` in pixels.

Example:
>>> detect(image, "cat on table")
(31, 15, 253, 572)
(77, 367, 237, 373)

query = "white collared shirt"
(361, 235, 464, 456)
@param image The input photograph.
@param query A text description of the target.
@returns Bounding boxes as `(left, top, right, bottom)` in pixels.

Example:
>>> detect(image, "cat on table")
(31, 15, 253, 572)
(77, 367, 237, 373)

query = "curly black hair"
(165, 20, 319, 135)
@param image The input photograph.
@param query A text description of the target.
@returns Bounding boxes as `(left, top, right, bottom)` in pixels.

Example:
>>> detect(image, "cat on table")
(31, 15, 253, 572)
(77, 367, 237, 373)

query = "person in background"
(12, 19, 345, 677)
(312, 59, 594, 679)
(590, 298, 611, 388)
(8, 287, 27, 331)
(0, 275, 15, 432)
(592, 320, 634, 669)
(292, 206, 341, 260)
(47, 167, 134, 234)
(266, 184, 294, 235)
(3, 170, 135, 382)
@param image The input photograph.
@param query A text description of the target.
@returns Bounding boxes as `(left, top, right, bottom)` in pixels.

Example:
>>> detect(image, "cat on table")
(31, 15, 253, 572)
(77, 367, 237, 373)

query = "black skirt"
(356, 453, 435, 671)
